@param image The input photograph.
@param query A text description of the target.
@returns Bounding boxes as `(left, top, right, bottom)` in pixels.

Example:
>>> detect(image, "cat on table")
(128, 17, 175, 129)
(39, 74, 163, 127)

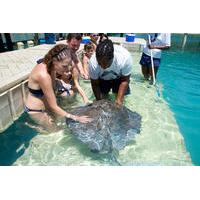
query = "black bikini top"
(28, 87, 44, 98)
(27, 58, 45, 98)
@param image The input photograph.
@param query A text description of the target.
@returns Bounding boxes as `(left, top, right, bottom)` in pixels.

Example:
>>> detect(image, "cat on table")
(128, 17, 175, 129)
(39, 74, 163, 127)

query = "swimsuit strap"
(24, 105, 46, 113)
(37, 58, 44, 64)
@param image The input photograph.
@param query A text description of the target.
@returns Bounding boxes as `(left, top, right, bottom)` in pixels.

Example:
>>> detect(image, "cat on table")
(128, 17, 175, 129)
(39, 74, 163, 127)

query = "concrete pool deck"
(0, 37, 145, 132)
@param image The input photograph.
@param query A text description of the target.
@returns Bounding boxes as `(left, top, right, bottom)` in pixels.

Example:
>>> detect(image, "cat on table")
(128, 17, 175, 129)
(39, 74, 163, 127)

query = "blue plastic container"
(125, 34, 135, 42)
(45, 33, 56, 44)
(39, 39, 46, 44)
(81, 36, 91, 44)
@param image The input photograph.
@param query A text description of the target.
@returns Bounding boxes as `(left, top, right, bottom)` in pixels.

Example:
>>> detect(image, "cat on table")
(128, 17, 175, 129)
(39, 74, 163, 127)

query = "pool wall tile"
(0, 91, 13, 132)
(8, 84, 24, 120)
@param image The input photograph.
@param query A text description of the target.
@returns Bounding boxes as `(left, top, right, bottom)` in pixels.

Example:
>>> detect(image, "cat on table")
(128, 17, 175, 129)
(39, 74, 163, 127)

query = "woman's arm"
(75, 57, 89, 79)
(72, 67, 91, 104)
(39, 73, 91, 123)
(82, 55, 90, 78)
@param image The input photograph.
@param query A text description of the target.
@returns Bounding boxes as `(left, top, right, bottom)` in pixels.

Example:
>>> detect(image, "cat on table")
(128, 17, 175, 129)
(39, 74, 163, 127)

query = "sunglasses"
(91, 34, 99, 37)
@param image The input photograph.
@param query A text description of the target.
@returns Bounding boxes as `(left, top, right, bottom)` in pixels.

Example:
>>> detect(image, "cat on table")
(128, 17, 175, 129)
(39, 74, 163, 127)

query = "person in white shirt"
(88, 39, 133, 108)
(140, 33, 171, 82)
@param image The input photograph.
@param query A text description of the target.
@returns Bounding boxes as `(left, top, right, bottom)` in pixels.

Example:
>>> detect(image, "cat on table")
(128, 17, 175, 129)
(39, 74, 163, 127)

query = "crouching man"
(88, 39, 133, 108)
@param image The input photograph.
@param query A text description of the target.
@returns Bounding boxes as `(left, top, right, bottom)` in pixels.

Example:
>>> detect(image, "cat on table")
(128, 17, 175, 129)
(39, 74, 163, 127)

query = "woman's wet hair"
(96, 39, 114, 62)
(44, 44, 77, 73)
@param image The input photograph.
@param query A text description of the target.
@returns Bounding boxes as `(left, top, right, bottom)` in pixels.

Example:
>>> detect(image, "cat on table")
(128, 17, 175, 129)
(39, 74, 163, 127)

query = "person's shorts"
(99, 78, 130, 95)
(139, 53, 161, 68)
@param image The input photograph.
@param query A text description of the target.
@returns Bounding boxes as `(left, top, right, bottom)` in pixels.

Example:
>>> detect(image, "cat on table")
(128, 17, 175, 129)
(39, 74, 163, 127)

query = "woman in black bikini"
(25, 44, 92, 130)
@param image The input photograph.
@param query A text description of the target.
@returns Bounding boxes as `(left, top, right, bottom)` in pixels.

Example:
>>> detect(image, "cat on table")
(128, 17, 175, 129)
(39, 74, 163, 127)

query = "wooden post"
(4, 33, 13, 51)
(0, 34, 5, 52)
(34, 33, 39, 45)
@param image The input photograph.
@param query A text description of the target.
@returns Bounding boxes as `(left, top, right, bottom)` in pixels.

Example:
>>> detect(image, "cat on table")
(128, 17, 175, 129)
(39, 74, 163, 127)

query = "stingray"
(66, 99, 141, 154)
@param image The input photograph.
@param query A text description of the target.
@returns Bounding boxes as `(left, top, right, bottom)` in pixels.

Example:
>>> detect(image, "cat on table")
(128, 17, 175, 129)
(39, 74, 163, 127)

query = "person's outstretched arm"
(82, 54, 90, 79)
(90, 78, 102, 100)
(39, 72, 92, 123)
(72, 67, 92, 105)
(76, 59, 89, 79)
(115, 75, 130, 108)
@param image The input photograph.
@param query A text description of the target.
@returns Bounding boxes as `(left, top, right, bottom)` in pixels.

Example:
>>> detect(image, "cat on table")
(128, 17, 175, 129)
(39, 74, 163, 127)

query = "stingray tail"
(108, 150, 121, 166)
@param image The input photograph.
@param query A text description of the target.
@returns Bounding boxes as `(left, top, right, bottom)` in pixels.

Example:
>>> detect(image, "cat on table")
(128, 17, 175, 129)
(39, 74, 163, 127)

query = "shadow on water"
(0, 113, 38, 166)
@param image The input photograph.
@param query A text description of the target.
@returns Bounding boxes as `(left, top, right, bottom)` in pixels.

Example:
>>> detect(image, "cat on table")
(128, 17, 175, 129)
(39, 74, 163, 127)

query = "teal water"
(0, 44, 198, 166)
(0, 115, 37, 165)
(158, 49, 200, 165)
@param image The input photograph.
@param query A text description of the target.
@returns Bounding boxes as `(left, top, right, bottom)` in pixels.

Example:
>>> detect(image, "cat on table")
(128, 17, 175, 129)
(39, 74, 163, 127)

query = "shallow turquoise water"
(158, 49, 200, 165)
(0, 115, 37, 165)
(0, 48, 197, 166)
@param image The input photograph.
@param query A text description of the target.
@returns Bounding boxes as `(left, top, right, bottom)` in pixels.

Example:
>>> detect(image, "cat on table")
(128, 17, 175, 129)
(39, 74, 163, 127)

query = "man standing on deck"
(88, 39, 133, 108)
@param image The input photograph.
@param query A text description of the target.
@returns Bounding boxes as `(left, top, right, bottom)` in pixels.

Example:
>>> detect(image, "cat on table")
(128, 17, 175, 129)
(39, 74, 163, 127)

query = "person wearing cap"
(89, 33, 108, 48)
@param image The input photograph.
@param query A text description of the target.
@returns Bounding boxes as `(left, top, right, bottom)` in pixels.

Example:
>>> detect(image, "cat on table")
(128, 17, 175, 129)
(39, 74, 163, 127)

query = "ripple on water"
(14, 52, 192, 166)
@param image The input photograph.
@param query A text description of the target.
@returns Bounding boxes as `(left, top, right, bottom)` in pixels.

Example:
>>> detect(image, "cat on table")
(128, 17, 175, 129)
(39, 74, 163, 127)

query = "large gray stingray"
(66, 100, 141, 153)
